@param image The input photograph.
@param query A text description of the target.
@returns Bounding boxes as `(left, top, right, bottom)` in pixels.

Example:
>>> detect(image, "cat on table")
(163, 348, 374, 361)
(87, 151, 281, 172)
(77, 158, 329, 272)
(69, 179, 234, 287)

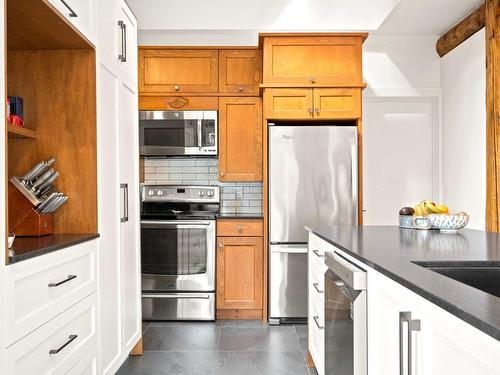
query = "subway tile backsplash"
(143, 158, 262, 215)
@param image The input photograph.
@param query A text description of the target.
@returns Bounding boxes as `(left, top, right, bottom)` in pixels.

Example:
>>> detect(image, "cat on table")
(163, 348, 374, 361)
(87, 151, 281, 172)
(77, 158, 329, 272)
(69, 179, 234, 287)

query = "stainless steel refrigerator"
(268, 124, 358, 324)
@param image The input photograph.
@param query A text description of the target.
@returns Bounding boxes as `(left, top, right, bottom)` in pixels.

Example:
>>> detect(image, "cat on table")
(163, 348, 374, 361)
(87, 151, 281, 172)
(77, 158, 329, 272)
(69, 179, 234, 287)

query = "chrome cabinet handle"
(60, 0, 77, 17)
(118, 21, 127, 62)
(308, 108, 313, 115)
(238, 86, 244, 92)
(310, 77, 316, 84)
(313, 315, 324, 329)
(400, 311, 421, 375)
(174, 85, 180, 91)
(220, 172, 225, 177)
(312, 249, 323, 258)
(218, 243, 224, 249)
(315, 108, 320, 115)
(48, 275, 77, 288)
(49, 334, 78, 354)
(121, 183, 129, 222)
(312, 282, 324, 293)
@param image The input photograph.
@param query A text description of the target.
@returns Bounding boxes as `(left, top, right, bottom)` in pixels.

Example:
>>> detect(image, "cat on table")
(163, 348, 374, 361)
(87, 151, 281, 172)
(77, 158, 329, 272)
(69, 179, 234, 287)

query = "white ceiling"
(377, 0, 485, 35)
(127, 0, 485, 43)
(127, 0, 400, 31)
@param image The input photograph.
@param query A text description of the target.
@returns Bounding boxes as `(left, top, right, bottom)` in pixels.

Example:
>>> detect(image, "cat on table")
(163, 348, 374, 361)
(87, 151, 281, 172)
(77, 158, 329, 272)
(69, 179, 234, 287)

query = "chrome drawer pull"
(49, 334, 78, 355)
(48, 275, 77, 288)
(312, 249, 323, 258)
(60, 0, 77, 17)
(313, 315, 324, 330)
(400, 311, 421, 375)
(312, 282, 324, 293)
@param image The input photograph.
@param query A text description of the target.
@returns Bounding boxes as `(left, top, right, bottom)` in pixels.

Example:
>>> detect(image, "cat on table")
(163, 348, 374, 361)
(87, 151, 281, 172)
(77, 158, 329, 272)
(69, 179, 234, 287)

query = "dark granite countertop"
(308, 225, 500, 341)
(9, 233, 100, 264)
(217, 213, 263, 219)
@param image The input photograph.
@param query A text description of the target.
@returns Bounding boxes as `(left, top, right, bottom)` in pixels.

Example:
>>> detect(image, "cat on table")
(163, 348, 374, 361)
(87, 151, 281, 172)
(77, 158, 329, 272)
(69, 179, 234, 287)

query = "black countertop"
(9, 233, 100, 264)
(217, 213, 263, 219)
(308, 225, 500, 341)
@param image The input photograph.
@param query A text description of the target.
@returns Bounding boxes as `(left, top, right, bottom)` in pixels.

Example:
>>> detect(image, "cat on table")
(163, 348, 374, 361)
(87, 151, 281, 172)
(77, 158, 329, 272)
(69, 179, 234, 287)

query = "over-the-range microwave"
(139, 110, 217, 156)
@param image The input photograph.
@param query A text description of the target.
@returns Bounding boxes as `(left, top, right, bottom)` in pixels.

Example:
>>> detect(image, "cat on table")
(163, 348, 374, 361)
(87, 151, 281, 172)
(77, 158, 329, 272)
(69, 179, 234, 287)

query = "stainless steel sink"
(413, 263, 500, 298)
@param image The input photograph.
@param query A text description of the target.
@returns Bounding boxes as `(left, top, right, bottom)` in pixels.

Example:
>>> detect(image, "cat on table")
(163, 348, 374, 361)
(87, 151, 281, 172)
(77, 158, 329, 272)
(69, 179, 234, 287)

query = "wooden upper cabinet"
(263, 35, 365, 86)
(216, 235, 263, 310)
(313, 88, 361, 119)
(264, 88, 361, 120)
(219, 97, 263, 181)
(138, 49, 218, 94)
(263, 88, 313, 119)
(219, 50, 262, 94)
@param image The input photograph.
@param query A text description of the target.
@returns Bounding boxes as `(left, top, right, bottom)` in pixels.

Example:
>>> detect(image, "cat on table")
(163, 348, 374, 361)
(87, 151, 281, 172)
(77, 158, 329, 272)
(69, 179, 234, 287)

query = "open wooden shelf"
(7, 124, 36, 139)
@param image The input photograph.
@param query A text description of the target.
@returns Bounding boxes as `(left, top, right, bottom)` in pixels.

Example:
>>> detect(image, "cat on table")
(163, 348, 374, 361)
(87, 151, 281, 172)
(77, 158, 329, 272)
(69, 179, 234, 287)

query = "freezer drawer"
(269, 245, 308, 319)
(142, 292, 215, 321)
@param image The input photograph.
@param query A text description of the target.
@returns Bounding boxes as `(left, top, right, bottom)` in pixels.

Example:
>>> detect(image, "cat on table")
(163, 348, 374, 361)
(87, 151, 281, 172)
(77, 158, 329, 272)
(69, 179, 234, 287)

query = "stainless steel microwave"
(139, 111, 217, 156)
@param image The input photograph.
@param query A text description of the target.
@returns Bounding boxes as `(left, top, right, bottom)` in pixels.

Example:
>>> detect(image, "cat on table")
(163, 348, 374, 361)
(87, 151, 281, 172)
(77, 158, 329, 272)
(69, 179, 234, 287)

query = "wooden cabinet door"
(263, 88, 313, 119)
(219, 50, 262, 94)
(263, 35, 363, 86)
(216, 236, 263, 310)
(138, 49, 218, 94)
(313, 88, 361, 119)
(219, 97, 262, 181)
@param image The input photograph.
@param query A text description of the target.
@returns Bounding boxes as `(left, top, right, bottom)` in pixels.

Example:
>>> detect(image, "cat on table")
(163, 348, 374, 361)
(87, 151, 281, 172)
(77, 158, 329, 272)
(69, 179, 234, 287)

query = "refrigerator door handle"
(270, 244, 308, 254)
(351, 143, 358, 225)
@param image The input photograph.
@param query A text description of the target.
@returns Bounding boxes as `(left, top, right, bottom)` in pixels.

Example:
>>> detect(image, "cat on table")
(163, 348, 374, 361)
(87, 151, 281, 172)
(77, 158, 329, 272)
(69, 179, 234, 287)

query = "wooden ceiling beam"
(486, 0, 500, 232)
(436, 3, 486, 57)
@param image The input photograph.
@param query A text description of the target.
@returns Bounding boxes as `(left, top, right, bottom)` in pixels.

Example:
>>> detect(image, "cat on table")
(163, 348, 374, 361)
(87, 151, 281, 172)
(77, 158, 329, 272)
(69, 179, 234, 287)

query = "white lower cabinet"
(307, 233, 328, 375)
(6, 293, 97, 375)
(367, 255, 500, 375)
(5, 241, 97, 346)
(308, 233, 500, 375)
(66, 347, 98, 375)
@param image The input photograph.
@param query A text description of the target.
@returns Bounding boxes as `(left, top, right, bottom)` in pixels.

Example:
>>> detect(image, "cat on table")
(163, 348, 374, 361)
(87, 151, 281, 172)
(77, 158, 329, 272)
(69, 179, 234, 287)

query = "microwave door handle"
(197, 119, 203, 149)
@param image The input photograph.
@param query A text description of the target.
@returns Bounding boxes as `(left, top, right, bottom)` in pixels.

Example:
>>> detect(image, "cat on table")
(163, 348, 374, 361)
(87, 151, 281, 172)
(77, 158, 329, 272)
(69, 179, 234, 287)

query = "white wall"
(440, 30, 486, 230)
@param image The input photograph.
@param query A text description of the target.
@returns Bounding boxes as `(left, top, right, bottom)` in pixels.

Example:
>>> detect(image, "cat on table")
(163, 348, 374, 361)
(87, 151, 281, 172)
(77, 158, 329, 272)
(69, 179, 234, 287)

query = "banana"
(425, 200, 441, 214)
(436, 204, 449, 214)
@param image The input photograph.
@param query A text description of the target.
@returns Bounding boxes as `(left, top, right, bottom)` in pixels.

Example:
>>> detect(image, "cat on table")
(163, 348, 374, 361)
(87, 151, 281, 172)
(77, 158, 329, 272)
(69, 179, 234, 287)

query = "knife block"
(8, 182, 54, 237)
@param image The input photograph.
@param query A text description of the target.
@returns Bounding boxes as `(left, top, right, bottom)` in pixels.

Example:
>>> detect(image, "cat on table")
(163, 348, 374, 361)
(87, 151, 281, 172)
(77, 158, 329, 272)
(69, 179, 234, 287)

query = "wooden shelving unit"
(7, 124, 36, 139)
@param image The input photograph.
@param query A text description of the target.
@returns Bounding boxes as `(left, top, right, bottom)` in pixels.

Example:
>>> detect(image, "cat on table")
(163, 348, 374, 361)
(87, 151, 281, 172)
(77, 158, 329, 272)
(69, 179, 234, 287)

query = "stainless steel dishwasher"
(324, 251, 367, 375)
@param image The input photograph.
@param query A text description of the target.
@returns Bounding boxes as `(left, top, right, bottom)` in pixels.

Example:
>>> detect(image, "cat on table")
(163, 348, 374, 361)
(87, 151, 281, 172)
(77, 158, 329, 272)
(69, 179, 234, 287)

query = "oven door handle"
(142, 293, 211, 300)
(197, 119, 203, 149)
(141, 220, 212, 227)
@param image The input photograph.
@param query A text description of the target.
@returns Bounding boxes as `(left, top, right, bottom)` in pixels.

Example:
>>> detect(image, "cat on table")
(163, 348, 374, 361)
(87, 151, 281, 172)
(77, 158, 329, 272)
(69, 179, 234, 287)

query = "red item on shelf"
(8, 114, 24, 127)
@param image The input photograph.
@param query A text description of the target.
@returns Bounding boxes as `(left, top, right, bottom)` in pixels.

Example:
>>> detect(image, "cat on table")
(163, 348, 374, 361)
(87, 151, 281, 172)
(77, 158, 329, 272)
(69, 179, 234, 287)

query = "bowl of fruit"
(399, 200, 468, 233)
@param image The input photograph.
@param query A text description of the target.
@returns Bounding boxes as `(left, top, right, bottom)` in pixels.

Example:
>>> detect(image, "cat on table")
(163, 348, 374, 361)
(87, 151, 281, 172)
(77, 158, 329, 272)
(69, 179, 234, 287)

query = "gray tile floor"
(117, 320, 319, 375)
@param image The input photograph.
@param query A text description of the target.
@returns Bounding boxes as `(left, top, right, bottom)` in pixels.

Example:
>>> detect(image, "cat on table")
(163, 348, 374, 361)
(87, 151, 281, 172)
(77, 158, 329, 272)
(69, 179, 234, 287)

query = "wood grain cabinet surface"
(138, 49, 218, 94)
(218, 97, 263, 181)
(216, 235, 263, 311)
(264, 88, 361, 120)
(219, 50, 262, 95)
(263, 35, 365, 86)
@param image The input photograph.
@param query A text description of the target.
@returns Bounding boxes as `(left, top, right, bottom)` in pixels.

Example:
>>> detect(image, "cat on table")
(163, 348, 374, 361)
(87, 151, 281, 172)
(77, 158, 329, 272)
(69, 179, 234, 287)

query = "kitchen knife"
(36, 172, 59, 194)
(36, 192, 59, 212)
(31, 168, 54, 190)
(22, 162, 44, 183)
(47, 196, 68, 213)
(40, 194, 63, 215)
(37, 184, 54, 197)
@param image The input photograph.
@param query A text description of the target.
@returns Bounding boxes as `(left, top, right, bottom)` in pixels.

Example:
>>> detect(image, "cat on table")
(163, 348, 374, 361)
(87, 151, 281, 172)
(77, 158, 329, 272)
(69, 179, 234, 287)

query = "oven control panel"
(142, 185, 220, 203)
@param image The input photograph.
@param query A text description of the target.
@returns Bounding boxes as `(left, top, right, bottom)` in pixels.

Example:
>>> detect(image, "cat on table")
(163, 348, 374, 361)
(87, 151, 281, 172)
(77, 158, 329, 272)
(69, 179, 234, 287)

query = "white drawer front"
(6, 293, 97, 375)
(66, 347, 98, 375)
(308, 307, 325, 375)
(48, 0, 94, 42)
(6, 240, 97, 345)
(309, 276, 325, 319)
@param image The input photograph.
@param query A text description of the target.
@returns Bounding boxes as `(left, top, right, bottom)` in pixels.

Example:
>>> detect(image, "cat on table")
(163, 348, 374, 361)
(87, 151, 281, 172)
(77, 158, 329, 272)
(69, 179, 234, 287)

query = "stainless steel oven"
(141, 185, 219, 320)
(325, 251, 367, 375)
(139, 111, 217, 156)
